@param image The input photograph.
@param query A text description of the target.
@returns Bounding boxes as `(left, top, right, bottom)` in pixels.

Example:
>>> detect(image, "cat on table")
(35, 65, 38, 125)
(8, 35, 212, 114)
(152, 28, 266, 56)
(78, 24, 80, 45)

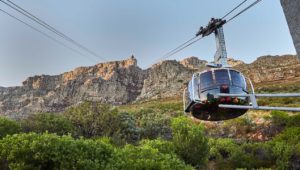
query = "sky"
(0, 0, 296, 87)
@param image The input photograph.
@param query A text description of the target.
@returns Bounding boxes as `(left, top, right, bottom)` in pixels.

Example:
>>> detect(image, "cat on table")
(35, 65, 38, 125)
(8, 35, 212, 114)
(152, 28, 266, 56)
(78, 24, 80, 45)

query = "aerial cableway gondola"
(184, 68, 250, 121)
(183, 18, 300, 121)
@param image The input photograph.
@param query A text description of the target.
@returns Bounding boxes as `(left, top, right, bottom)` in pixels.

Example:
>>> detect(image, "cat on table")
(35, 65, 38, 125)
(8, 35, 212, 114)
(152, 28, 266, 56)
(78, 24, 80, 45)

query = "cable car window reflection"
(193, 75, 200, 100)
(215, 69, 230, 85)
(200, 71, 214, 90)
(230, 70, 244, 88)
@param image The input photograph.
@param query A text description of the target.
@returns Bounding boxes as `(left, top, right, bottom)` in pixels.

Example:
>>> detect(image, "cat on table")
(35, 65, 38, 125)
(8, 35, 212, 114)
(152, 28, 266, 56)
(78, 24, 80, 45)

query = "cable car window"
(215, 69, 230, 85)
(230, 70, 243, 87)
(200, 71, 214, 90)
(188, 81, 193, 100)
(193, 75, 200, 100)
(230, 70, 245, 88)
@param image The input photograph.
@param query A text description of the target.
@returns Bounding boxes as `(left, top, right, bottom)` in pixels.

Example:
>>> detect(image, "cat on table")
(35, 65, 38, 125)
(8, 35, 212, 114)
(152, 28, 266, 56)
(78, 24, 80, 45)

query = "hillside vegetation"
(0, 82, 299, 169)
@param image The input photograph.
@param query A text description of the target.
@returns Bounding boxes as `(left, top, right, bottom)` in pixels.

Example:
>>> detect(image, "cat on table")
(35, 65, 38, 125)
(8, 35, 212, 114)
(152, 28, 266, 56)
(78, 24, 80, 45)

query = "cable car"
(183, 18, 251, 121)
(183, 18, 300, 121)
(184, 68, 249, 121)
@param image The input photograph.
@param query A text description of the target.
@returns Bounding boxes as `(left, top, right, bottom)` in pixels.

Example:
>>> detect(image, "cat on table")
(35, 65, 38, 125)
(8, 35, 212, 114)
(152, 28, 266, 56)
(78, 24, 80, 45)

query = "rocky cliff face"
(281, 0, 300, 59)
(138, 60, 193, 100)
(0, 55, 299, 117)
(234, 55, 300, 83)
(0, 56, 147, 117)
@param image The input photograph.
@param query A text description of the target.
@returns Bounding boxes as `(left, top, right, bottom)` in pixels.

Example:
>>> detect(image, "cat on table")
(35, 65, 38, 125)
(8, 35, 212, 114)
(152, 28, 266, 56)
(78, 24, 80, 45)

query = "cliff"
(0, 56, 147, 117)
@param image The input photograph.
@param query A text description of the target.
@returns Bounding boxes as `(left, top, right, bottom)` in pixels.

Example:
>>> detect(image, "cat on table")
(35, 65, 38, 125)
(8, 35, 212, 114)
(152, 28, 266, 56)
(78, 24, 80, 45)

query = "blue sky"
(0, 0, 296, 87)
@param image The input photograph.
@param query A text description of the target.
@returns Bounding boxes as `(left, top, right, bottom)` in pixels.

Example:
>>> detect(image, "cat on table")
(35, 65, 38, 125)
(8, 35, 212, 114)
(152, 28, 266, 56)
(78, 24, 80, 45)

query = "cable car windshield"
(200, 71, 214, 90)
(215, 69, 230, 85)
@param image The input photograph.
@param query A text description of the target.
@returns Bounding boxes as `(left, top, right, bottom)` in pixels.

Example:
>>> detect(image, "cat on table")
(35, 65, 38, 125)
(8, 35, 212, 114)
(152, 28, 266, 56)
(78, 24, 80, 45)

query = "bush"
(64, 102, 140, 144)
(270, 111, 289, 127)
(272, 127, 300, 145)
(208, 138, 274, 169)
(140, 139, 175, 155)
(0, 117, 21, 139)
(0, 133, 194, 170)
(208, 138, 237, 161)
(21, 113, 74, 136)
(135, 109, 172, 140)
(115, 144, 193, 170)
(268, 127, 300, 169)
(0, 133, 115, 170)
(237, 143, 274, 169)
(115, 112, 140, 144)
(222, 117, 253, 136)
(171, 116, 209, 168)
(64, 102, 113, 138)
(287, 113, 300, 127)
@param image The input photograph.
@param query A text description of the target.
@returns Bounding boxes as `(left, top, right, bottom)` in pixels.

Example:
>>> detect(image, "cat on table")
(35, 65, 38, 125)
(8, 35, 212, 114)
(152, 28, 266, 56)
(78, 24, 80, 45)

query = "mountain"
(235, 55, 300, 83)
(0, 55, 299, 117)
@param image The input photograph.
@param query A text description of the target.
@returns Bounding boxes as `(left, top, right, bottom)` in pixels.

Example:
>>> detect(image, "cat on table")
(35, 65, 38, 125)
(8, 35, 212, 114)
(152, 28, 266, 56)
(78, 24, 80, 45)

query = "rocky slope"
(0, 55, 299, 117)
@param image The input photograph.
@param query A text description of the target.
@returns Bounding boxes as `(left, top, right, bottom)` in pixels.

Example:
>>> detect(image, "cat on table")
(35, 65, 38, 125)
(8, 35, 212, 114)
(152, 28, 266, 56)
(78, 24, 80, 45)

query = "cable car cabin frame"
(183, 18, 300, 121)
(183, 68, 250, 121)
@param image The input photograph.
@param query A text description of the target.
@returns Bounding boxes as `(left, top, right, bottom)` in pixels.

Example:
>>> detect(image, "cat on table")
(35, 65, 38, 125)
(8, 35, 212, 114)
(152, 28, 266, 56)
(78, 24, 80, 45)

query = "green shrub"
(0, 117, 21, 139)
(0, 133, 115, 170)
(135, 109, 172, 140)
(208, 138, 237, 161)
(0, 133, 194, 170)
(171, 117, 209, 168)
(21, 113, 74, 136)
(268, 127, 300, 169)
(287, 113, 300, 127)
(64, 102, 113, 138)
(270, 111, 289, 127)
(238, 143, 274, 169)
(115, 144, 193, 170)
(115, 112, 140, 144)
(208, 138, 274, 169)
(64, 102, 140, 144)
(222, 117, 253, 136)
(272, 127, 300, 145)
(140, 139, 175, 155)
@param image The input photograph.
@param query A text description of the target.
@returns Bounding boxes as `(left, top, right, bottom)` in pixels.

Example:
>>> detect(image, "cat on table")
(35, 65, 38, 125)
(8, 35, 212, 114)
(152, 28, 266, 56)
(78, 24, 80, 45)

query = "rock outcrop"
(0, 55, 299, 117)
(179, 56, 207, 70)
(234, 55, 300, 83)
(281, 0, 300, 59)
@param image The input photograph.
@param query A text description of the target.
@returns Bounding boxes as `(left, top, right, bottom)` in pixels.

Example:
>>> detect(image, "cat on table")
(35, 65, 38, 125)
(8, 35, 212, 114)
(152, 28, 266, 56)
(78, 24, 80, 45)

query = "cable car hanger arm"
(218, 93, 300, 112)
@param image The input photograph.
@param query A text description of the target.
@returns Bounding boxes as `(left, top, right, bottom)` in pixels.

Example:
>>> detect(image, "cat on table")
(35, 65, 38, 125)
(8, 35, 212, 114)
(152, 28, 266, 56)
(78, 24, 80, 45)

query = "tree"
(21, 113, 74, 136)
(135, 109, 172, 140)
(64, 102, 119, 138)
(171, 116, 209, 168)
(64, 102, 140, 144)
(0, 117, 20, 139)
(116, 112, 140, 144)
